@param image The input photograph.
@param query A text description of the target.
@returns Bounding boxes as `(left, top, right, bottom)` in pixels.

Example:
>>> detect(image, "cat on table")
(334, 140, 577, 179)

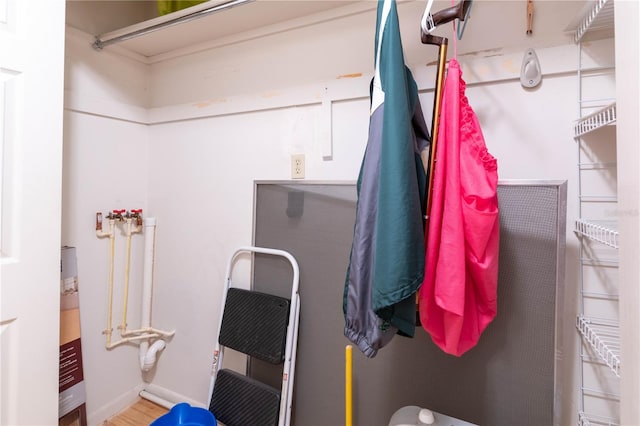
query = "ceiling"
(66, 0, 158, 35)
(65, 0, 592, 62)
(66, 0, 361, 57)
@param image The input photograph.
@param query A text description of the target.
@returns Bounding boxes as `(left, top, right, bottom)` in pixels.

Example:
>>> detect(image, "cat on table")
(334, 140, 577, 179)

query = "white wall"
(63, 3, 617, 424)
(64, 28, 151, 118)
(62, 111, 151, 424)
(62, 29, 152, 426)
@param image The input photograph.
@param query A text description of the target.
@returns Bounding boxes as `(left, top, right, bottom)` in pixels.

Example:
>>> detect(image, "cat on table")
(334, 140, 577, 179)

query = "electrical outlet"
(291, 154, 305, 179)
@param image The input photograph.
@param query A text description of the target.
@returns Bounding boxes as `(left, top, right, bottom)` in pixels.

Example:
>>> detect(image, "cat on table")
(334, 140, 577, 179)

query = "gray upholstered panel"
(251, 181, 566, 426)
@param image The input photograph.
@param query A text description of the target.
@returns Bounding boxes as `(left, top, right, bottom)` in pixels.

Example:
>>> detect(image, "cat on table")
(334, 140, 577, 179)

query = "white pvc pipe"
(98, 213, 174, 353)
(123, 327, 175, 338)
(139, 389, 175, 410)
(106, 332, 161, 350)
(142, 217, 156, 329)
(142, 340, 166, 372)
(139, 217, 166, 372)
(120, 218, 142, 332)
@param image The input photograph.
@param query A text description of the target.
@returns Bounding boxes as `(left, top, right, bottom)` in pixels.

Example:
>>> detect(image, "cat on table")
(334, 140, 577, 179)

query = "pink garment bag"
(419, 59, 500, 357)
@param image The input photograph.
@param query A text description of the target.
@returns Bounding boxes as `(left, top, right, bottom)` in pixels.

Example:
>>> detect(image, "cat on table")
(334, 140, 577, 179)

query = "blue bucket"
(151, 403, 217, 426)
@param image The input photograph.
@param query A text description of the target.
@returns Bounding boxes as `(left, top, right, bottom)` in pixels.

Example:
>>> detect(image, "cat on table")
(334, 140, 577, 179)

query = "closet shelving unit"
(574, 0, 618, 425)
(574, 104, 617, 137)
(576, 316, 620, 377)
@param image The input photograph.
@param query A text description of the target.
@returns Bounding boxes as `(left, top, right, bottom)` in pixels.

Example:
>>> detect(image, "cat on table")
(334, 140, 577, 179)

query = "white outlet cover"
(291, 154, 305, 179)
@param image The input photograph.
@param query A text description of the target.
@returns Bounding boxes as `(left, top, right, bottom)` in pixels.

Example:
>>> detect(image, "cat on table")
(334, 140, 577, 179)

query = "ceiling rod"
(92, 0, 255, 51)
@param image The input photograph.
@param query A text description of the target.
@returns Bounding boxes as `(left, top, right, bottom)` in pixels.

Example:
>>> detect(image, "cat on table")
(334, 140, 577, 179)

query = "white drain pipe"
(120, 215, 142, 333)
(139, 217, 165, 372)
(98, 211, 174, 351)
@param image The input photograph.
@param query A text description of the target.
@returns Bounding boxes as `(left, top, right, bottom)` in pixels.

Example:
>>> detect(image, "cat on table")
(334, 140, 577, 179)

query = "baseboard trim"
(87, 384, 145, 426)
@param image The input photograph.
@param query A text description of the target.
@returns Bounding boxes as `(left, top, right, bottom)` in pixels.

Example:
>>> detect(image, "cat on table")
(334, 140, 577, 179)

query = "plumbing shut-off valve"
(130, 209, 143, 227)
(96, 209, 144, 230)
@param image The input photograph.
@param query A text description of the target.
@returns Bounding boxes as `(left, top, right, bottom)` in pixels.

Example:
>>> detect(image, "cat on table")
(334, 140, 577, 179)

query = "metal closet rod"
(92, 0, 255, 51)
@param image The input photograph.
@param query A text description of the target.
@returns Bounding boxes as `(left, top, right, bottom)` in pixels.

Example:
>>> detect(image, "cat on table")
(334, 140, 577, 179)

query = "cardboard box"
(59, 247, 87, 426)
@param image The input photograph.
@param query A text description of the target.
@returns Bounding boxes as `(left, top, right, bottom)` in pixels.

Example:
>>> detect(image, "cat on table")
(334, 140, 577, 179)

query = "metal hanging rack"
(92, 0, 254, 51)
(420, 0, 472, 223)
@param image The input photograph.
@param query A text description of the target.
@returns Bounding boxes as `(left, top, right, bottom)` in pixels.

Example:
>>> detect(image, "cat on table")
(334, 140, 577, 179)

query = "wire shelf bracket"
(577, 315, 621, 378)
(578, 411, 620, 426)
(574, 0, 615, 43)
(574, 102, 617, 137)
(574, 219, 619, 248)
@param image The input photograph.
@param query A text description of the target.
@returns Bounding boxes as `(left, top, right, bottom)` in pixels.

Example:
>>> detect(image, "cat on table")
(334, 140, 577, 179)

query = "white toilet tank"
(388, 406, 478, 426)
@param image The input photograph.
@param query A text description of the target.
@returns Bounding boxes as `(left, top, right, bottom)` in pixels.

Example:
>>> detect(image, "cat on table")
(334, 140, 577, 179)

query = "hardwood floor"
(103, 398, 169, 426)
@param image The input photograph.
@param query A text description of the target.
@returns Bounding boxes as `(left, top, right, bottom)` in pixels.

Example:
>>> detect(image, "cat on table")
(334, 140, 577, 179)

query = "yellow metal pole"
(417, 40, 448, 321)
(121, 219, 133, 331)
(106, 221, 115, 346)
(345, 344, 353, 426)
(425, 41, 449, 224)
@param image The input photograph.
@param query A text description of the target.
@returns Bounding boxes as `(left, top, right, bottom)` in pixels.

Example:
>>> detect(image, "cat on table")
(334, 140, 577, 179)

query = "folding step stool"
(208, 246, 300, 426)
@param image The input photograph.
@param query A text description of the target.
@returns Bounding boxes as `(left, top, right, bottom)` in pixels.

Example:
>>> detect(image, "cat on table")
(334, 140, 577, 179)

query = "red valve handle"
(131, 209, 143, 214)
(113, 209, 126, 214)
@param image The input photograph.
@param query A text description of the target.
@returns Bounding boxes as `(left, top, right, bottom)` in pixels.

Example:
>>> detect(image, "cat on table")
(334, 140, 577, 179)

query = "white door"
(0, 0, 65, 424)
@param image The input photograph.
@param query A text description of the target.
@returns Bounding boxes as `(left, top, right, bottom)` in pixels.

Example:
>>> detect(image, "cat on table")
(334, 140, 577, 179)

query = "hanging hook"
(457, 0, 473, 40)
(421, 0, 473, 45)
(420, 0, 437, 35)
(527, 0, 534, 35)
